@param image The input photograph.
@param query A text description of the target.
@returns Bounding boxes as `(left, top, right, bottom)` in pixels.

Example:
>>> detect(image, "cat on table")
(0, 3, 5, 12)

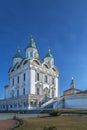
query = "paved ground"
(0, 113, 48, 130)
(0, 113, 48, 120)
(0, 120, 17, 130)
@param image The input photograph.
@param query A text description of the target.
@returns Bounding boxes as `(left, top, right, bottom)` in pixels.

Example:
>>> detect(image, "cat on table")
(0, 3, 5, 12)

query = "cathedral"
(0, 36, 59, 111)
(1, 36, 87, 111)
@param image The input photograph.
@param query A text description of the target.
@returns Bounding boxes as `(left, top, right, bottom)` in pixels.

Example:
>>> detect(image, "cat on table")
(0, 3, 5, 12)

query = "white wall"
(55, 77, 58, 97)
(53, 94, 87, 109)
(53, 97, 64, 109)
(30, 69, 35, 94)
(26, 69, 30, 94)
(64, 95, 87, 108)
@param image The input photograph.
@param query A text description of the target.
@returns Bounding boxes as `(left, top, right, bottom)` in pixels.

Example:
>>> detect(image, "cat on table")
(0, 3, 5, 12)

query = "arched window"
(52, 78, 54, 84)
(44, 75, 48, 83)
(23, 73, 26, 81)
(12, 78, 14, 86)
(37, 73, 39, 81)
(23, 88, 25, 95)
(17, 76, 19, 83)
(30, 51, 32, 57)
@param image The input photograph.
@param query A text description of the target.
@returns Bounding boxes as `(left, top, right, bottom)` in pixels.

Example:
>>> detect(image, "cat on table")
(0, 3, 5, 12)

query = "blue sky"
(0, 0, 87, 97)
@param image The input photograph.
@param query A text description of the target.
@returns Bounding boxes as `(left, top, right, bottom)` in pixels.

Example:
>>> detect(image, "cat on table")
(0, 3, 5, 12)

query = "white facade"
(64, 94, 87, 108)
(53, 94, 87, 109)
(0, 37, 59, 111)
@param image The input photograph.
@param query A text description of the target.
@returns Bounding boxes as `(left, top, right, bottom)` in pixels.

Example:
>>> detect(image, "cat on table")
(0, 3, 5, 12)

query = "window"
(23, 88, 25, 95)
(37, 87, 39, 95)
(23, 73, 26, 81)
(10, 105, 12, 108)
(12, 78, 14, 86)
(3, 105, 5, 109)
(37, 73, 39, 81)
(17, 89, 19, 96)
(30, 52, 32, 57)
(52, 78, 54, 84)
(17, 76, 19, 83)
(45, 75, 48, 83)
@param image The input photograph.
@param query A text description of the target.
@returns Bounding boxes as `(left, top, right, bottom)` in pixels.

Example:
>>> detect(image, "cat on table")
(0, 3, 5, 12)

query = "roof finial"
(72, 77, 74, 80)
(48, 48, 51, 53)
(14, 48, 22, 59)
(30, 35, 34, 43)
(17, 46, 21, 53)
(17, 49, 21, 53)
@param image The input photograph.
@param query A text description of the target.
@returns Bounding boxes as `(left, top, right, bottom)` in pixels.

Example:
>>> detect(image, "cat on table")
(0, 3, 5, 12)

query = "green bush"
(49, 110, 61, 116)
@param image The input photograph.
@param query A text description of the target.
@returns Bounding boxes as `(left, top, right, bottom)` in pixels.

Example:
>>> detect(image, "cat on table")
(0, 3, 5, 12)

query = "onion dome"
(44, 49, 54, 66)
(13, 49, 22, 66)
(45, 49, 53, 58)
(14, 49, 22, 59)
(26, 36, 36, 49)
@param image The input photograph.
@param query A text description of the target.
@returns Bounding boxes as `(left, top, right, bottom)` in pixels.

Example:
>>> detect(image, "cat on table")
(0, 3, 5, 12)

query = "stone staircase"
(26, 97, 64, 114)
(41, 99, 57, 108)
(53, 97, 64, 109)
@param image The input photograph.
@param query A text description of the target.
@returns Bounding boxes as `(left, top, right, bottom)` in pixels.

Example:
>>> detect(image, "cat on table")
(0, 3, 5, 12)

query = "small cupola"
(13, 49, 22, 66)
(44, 49, 54, 66)
(45, 49, 53, 58)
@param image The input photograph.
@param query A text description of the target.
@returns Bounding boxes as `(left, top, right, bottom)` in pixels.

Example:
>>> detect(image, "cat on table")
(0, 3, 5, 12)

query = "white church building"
(1, 36, 87, 112)
(0, 36, 59, 111)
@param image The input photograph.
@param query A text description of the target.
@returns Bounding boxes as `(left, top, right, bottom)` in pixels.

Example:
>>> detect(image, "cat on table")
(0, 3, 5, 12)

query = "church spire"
(70, 77, 75, 89)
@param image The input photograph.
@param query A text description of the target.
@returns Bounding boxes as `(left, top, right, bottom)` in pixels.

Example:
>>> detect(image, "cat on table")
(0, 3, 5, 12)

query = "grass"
(56, 108, 87, 114)
(15, 115, 87, 130)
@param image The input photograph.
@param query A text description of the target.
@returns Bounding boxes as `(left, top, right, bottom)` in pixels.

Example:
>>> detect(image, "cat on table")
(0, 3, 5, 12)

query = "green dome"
(14, 49, 22, 59)
(45, 49, 53, 58)
(26, 36, 36, 49)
